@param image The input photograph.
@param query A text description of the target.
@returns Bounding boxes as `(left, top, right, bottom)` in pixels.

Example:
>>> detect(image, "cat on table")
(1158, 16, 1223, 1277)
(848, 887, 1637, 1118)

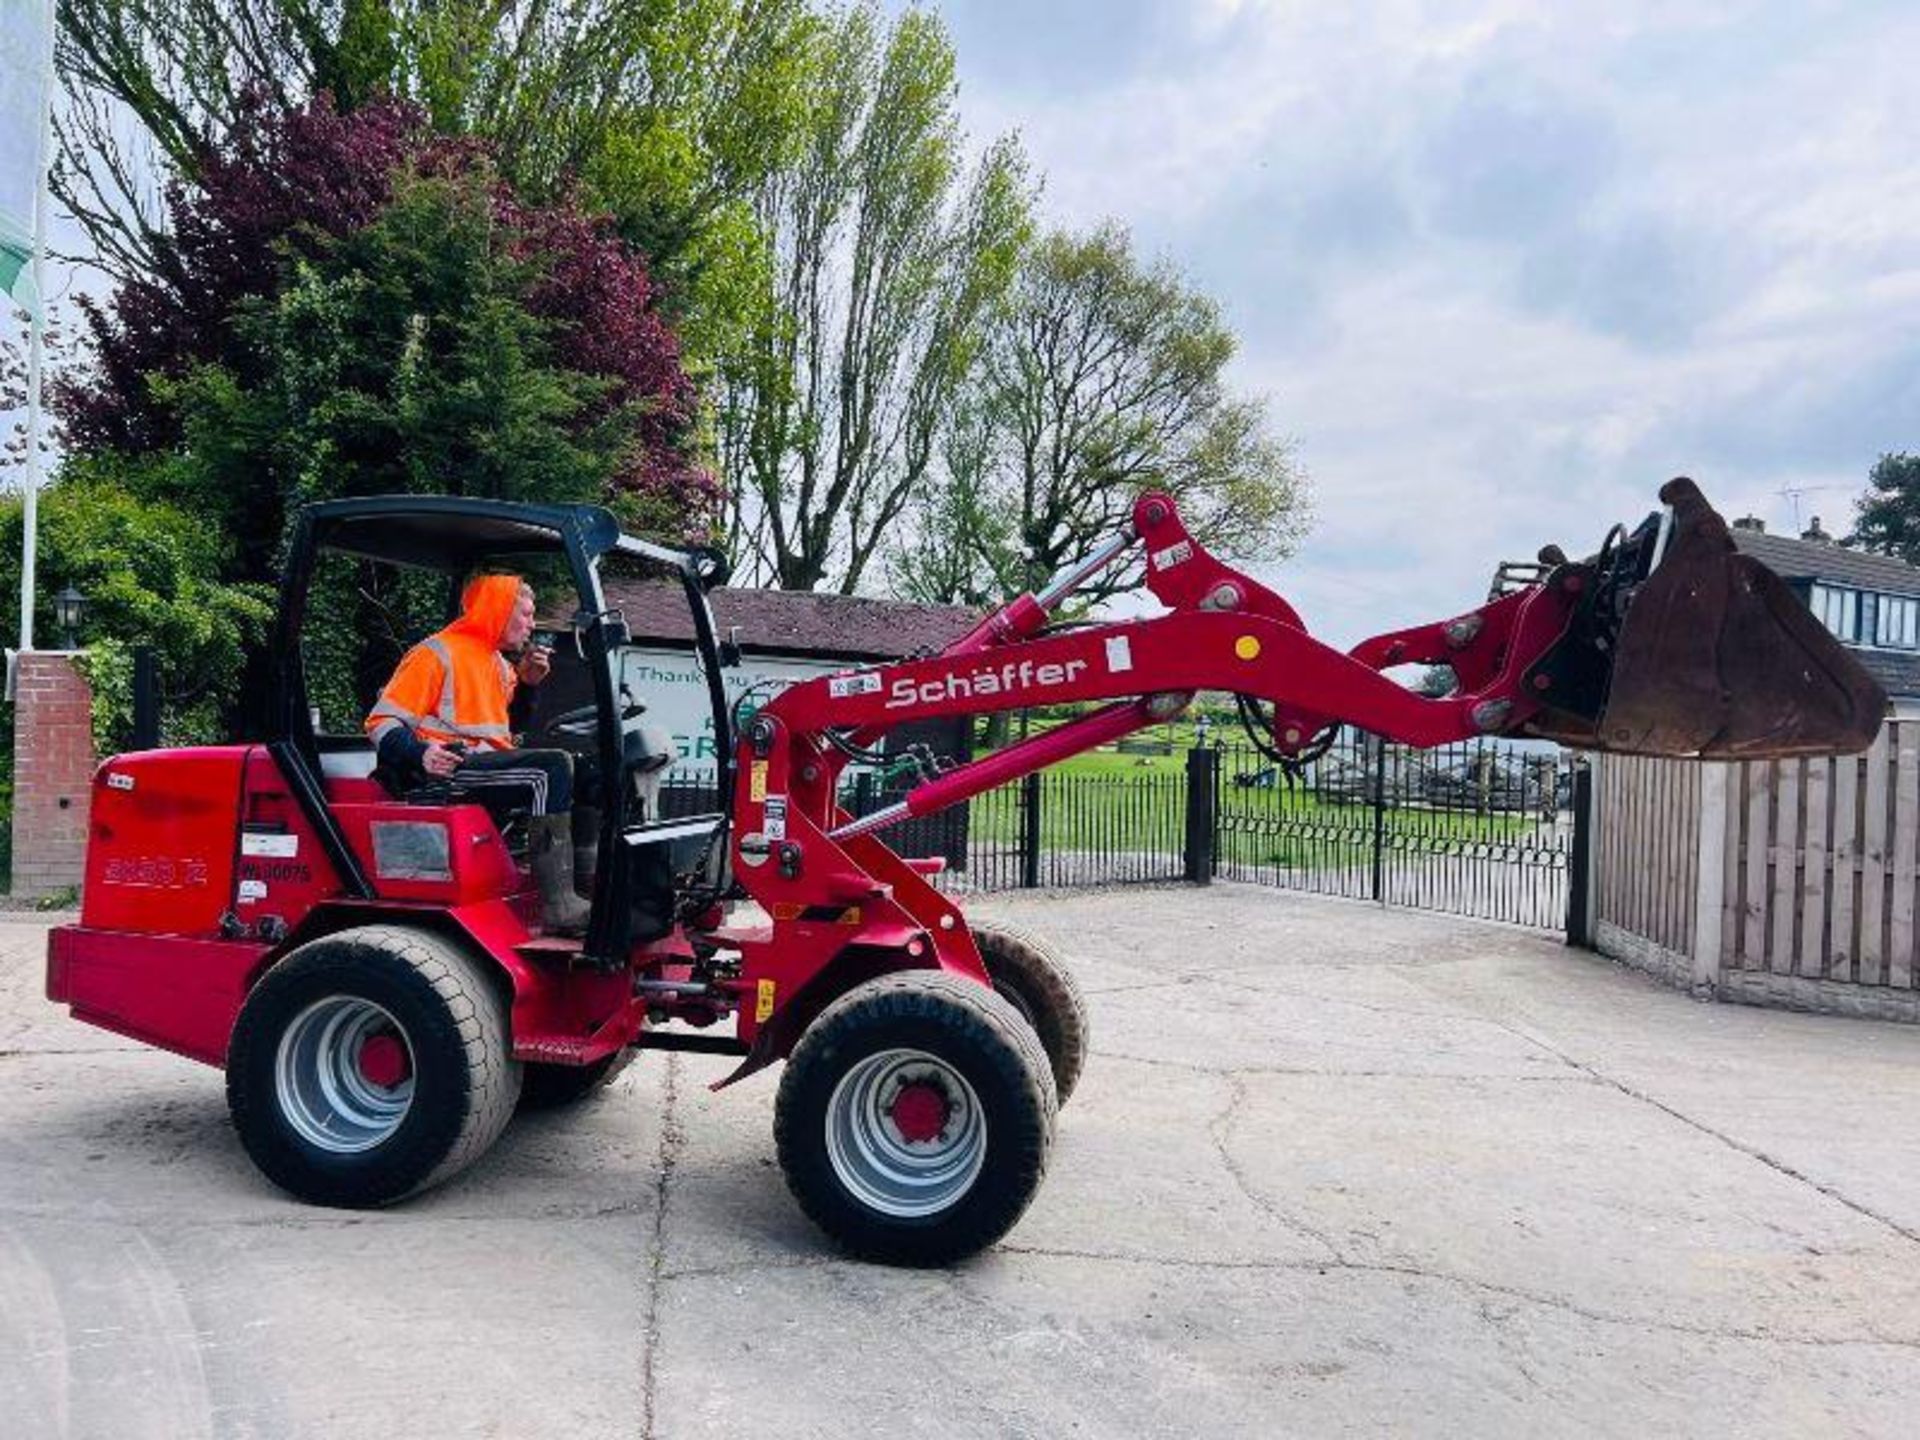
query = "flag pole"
(17, 0, 55, 653)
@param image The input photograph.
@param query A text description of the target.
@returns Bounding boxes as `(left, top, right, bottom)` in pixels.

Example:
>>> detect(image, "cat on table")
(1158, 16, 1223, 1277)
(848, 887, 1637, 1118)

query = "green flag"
(0, 0, 54, 315)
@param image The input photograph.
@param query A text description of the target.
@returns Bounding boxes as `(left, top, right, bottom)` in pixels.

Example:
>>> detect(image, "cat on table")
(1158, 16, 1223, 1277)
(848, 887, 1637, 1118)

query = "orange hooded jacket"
(365, 574, 526, 753)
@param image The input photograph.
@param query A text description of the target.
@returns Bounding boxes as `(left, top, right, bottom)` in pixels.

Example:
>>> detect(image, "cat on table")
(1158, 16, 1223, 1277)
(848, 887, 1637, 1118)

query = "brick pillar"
(10, 652, 96, 899)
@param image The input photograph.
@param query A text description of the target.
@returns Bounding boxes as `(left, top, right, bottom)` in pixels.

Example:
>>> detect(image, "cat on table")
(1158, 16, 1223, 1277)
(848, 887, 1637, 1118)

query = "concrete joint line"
(1103, 1048, 1601, 1084)
(640, 1054, 683, 1440)
(992, 1246, 1920, 1351)
(1491, 1015, 1920, 1250)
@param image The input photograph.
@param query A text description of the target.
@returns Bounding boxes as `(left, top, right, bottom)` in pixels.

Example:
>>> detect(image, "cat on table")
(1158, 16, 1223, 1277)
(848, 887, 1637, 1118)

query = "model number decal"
(240, 860, 314, 885)
(102, 857, 210, 889)
(241, 832, 299, 859)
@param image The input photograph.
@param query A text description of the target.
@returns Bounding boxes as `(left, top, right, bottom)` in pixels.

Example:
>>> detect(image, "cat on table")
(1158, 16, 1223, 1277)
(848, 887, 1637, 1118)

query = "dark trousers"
(435, 747, 576, 817)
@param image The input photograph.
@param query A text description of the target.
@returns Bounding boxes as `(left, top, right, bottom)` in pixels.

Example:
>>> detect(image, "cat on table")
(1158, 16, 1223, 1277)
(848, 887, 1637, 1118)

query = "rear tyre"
(775, 971, 1055, 1266)
(226, 925, 521, 1207)
(973, 920, 1090, 1106)
(518, 1050, 636, 1111)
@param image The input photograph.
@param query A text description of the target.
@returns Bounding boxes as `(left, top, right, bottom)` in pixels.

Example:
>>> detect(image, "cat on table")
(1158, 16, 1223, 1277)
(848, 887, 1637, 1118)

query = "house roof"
(1848, 647, 1920, 700)
(1730, 528, 1920, 596)
(602, 580, 982, 663)
(1726, 528, 1920, 697)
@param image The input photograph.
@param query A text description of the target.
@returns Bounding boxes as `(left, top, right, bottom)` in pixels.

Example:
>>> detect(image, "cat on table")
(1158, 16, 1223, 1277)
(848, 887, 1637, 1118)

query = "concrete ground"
(5, 885, 1920, 1439)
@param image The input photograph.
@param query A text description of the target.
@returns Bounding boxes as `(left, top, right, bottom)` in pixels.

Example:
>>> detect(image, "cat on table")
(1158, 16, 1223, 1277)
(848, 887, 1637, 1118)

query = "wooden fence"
(1590, 719, 1920, 1019)
(1594, 753, 1701, 969)
(1724, 723, 1920, 990)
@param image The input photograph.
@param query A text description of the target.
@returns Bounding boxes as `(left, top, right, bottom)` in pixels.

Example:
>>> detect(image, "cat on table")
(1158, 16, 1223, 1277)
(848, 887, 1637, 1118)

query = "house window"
(1813, 586, 1920, 651)
(1811, 584, 1861, 644)
(1831, 586, 1858, 642)
(1876, 594, 1920, 651)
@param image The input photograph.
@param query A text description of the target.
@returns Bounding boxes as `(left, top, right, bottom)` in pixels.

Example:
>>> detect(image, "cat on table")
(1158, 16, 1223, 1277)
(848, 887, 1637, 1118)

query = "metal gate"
(663, 728, 1584, 932)
(1212, 730, 1581, 930)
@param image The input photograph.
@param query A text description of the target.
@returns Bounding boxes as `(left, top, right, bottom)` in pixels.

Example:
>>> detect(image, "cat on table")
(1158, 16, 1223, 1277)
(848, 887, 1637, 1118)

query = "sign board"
(617, 647, 854, 777)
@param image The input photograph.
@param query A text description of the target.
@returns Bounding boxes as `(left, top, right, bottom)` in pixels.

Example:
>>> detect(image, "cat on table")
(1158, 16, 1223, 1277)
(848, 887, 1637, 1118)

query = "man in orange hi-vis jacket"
(366, 573, 592, 934)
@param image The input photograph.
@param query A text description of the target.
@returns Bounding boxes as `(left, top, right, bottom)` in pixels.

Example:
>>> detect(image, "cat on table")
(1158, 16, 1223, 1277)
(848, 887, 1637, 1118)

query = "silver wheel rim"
(824, 1047, 986, 1218)
(274, 996, 415, 1154)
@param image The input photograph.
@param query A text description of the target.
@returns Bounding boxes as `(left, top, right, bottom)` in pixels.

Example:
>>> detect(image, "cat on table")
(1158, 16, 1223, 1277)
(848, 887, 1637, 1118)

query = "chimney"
(1731, 515, 1765, 533)
(1802, 516, 1833, 544)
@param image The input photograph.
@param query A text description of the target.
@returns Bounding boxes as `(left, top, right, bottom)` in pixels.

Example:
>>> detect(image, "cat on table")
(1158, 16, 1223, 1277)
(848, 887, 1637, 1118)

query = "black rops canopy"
(303, 495, 624, 573)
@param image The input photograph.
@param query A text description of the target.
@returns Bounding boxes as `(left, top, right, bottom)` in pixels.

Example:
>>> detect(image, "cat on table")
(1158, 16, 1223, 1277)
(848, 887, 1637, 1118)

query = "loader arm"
(745, 479, 1884, 852)
(711, 477, 1884, 1076)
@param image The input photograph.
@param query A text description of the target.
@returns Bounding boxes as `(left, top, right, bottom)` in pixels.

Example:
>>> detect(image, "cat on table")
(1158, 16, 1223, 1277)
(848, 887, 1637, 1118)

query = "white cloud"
(935, 0, 1920, 644)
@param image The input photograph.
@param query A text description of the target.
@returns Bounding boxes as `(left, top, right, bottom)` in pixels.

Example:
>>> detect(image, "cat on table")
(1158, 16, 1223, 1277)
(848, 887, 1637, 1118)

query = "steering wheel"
(541, 703, 601, 739)
(540, 700, 648, 741)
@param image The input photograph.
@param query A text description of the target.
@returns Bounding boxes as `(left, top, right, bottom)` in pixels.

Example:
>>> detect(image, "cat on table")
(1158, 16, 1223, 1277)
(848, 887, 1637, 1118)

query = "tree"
(892, 224, 1306, 605)
(54, 0, 817, 363)
(0, 466, 274, 741)
(1, 300, 83, 476)
(57, 92, 425, 455)
(1851, 453, 1920, 564)
(570, 0, 821, 363)
(718, 3, 1032, 593)
(47, 96, 713, 738)
(884, 393, 1010, 605)
(55, 95, 713, 571)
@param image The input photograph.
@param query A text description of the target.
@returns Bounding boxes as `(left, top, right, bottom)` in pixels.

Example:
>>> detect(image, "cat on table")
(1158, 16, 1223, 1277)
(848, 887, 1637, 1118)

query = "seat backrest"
(319, 743, 385, 804)
(319, 745, 379, 780)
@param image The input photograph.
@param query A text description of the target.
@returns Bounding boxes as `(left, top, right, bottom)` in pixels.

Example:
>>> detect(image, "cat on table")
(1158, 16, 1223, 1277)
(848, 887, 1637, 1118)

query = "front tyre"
(775, 971, 1055, 1266)
(973, 920, 1090, 1106)
(226, 925, 521, 1207)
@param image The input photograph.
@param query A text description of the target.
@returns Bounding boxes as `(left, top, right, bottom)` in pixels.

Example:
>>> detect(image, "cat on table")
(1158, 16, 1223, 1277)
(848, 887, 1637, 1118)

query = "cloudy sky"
(925, 0, 1920, 644)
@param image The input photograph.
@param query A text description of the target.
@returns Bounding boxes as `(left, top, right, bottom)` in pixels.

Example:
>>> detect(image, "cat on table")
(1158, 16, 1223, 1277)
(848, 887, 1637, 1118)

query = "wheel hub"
(823, 1048, 987, 1219)
(357, 1033, 411, 1089)
(889, 1081, 950, 1144)
(274, 996, 416, 1154)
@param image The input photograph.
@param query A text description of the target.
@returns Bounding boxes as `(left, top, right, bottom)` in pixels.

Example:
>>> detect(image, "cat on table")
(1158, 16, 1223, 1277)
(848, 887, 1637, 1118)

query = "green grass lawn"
(956, 745, 1541, 869)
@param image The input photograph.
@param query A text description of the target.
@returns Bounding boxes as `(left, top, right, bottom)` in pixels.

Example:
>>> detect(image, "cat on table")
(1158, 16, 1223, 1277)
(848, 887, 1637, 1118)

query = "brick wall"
(10, 652, 95, 899)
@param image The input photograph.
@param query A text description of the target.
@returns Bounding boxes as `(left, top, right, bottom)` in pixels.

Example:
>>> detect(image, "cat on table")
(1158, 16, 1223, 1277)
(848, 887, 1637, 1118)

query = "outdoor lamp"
(54, 584, 85, 648)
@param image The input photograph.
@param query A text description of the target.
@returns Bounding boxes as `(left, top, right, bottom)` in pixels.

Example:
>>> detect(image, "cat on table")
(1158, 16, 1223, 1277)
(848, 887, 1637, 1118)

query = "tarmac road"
(5, 884, 1920, 1438)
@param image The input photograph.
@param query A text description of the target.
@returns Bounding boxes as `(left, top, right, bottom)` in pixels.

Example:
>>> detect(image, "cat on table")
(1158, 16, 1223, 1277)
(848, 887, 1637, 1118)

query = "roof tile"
(605, 581, 982, 662)
(1731, 530, 1920, 595)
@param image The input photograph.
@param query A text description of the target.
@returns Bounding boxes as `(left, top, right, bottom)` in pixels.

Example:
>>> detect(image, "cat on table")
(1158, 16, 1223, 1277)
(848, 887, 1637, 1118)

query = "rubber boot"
(572, 805, 601, 895)
(531, 812, 592, 936)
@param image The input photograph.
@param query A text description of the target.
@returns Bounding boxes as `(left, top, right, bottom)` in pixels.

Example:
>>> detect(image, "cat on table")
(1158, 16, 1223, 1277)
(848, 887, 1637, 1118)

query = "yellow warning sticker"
(755, 979, 777, 1023)
(749, 761, 769, 802)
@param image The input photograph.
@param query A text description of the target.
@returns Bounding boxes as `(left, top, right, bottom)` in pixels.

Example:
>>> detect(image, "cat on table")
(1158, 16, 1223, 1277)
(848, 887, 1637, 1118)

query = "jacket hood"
(448, 573, 525, 650)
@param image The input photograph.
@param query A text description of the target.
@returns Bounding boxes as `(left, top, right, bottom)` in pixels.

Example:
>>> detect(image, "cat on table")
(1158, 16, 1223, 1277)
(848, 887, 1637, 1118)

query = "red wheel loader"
(44, 479, 1884, 1264)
